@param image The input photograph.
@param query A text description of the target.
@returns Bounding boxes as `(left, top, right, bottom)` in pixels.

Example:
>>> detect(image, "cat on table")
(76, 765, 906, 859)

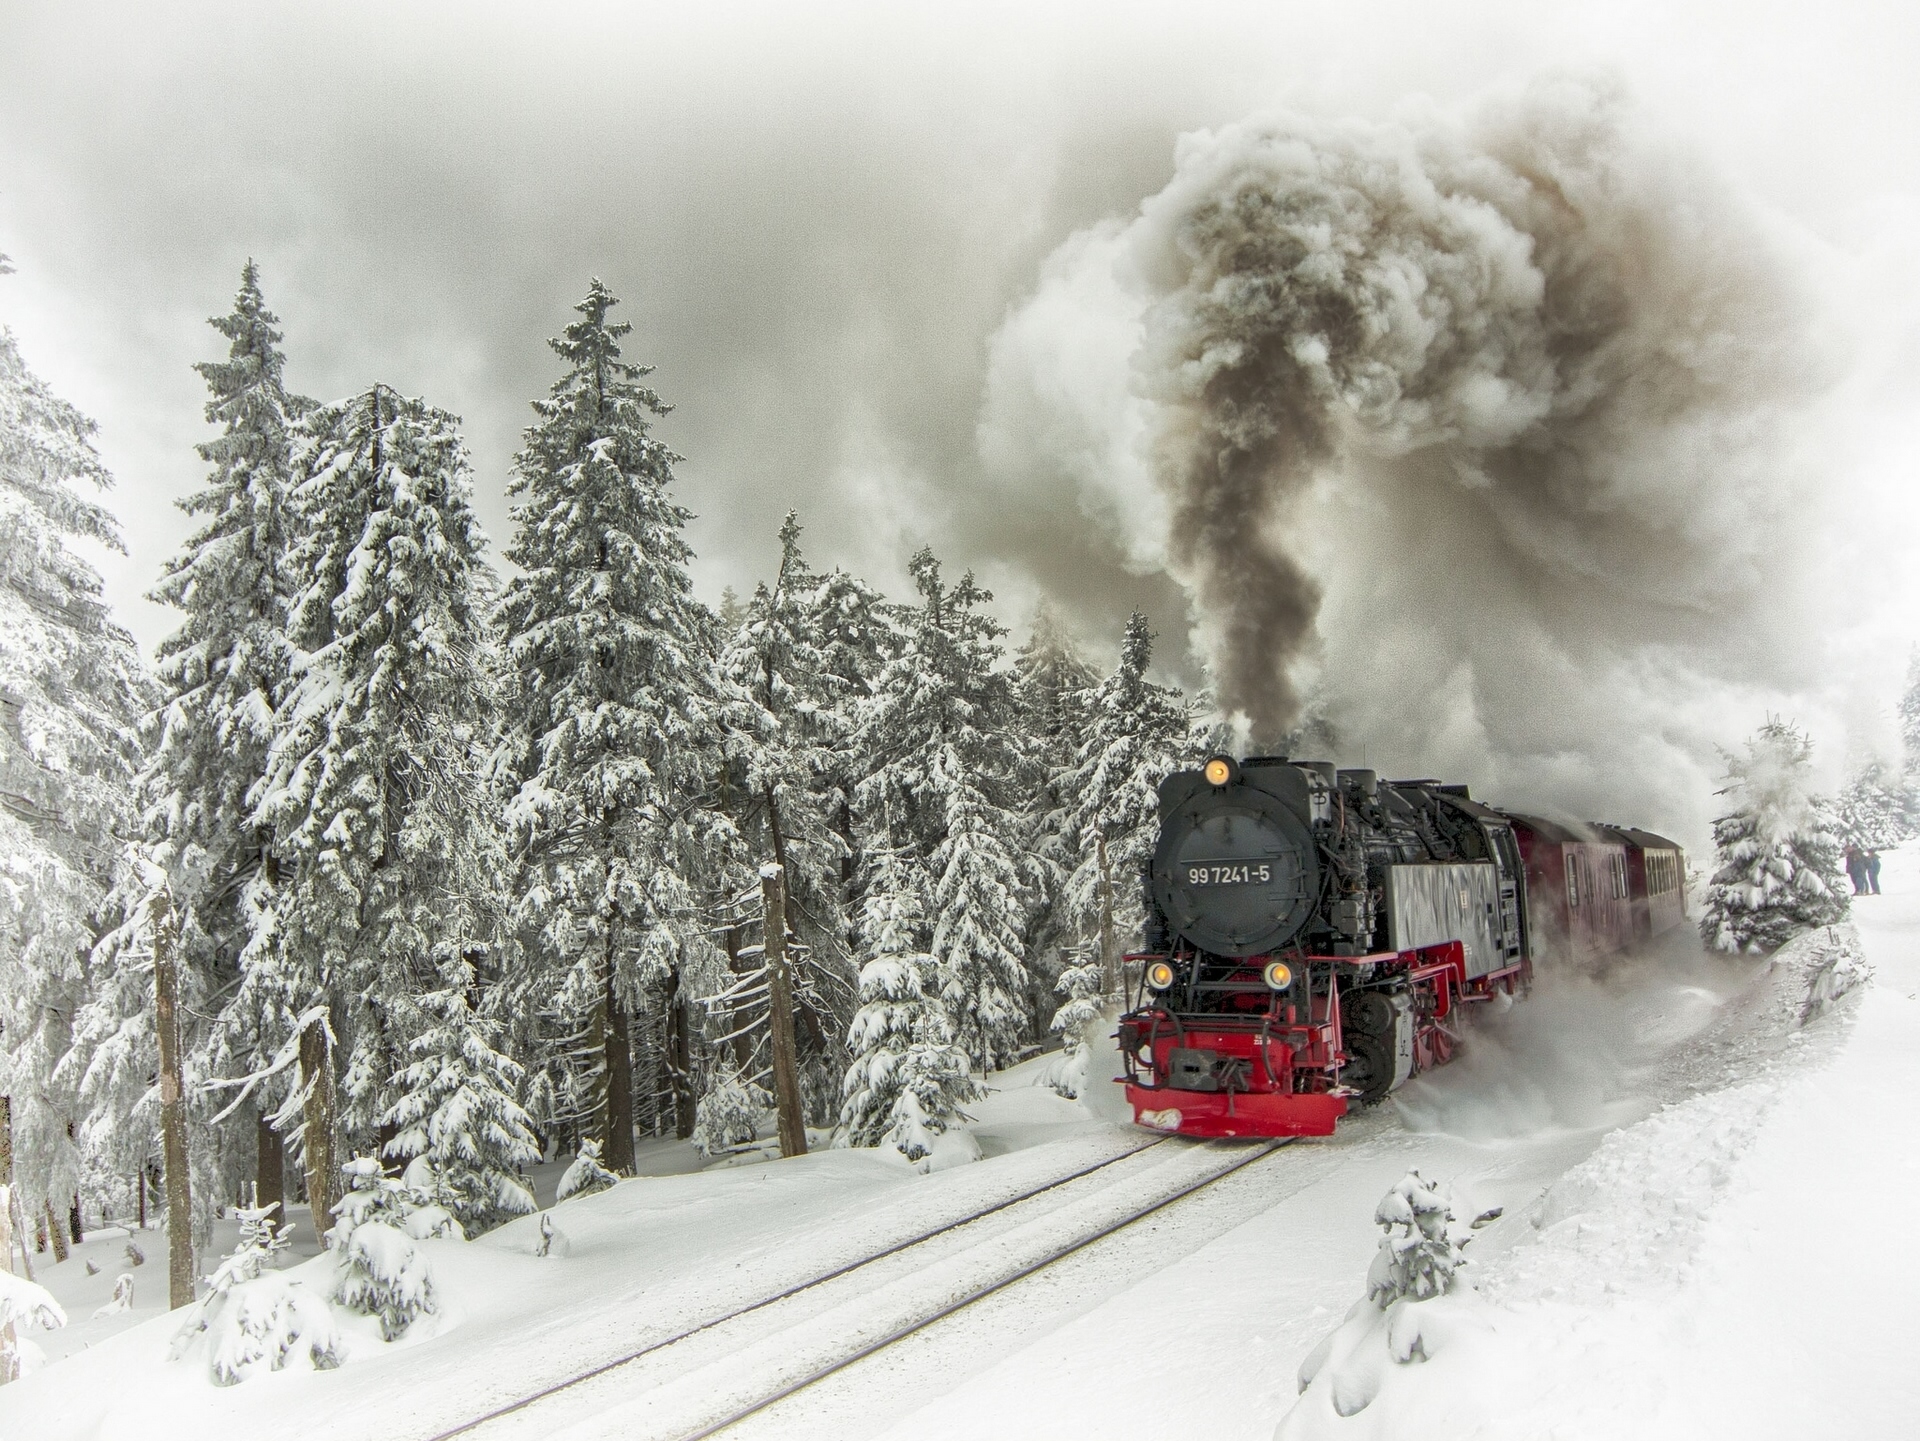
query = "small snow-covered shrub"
(533, 1212, 570, 1258)
(208, 1273, 344, 1385)
(327, 1156, 456, 1341)
(1800, 928, 1874, 1025)
(555, 1138, 620, 1201)
(90, 1273, 134, 1319)
(1367, 1171, 1466, 1306)
(694, 1074, 771, 1156)
(1046, 958, 1104, 1099)
(1, 1268, 66, 1380)
(170, 1201, 343, 1385)
(1289, 1172, 1481, 1424)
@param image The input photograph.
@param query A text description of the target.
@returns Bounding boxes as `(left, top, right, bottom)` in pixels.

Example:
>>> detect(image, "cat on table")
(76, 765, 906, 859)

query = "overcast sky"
(3, 1, 1918, 836)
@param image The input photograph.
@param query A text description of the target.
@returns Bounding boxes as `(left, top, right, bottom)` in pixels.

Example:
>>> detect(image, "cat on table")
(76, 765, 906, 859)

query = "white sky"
(2, 0, 1916, 778)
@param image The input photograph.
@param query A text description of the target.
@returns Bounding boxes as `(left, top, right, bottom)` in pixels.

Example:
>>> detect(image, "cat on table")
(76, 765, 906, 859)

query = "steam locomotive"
(1117, 755, 1686, 1138)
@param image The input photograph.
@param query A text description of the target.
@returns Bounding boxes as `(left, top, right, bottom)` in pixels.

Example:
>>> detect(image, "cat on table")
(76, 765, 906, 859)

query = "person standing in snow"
(1866, 849, 1882, 894)
(1844, 844, 1868, 895)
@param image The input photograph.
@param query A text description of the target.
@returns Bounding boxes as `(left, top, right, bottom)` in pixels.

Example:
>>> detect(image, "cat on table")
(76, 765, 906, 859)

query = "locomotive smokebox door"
(1152, 775, 1319, 957)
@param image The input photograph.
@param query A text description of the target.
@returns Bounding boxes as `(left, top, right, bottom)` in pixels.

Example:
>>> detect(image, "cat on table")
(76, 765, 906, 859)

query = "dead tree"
(761, 865, 808, 1158)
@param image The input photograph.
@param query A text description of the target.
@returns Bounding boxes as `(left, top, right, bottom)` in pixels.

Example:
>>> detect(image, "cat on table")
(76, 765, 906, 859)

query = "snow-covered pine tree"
(1045, 951, 1103, 1100)
(1010, 603, 1096, 1026)
(1059, 613, 1193, 973)
(691, 1072, 772, 1156)
(856, 549, 1034, 1073)
(838, 842, 977, 1153)
(716, 514, 862, 1078)
(1901, 654, 1920, 821)
(806, 562, 897, 959)
(326, 1157, 441, 1341)
(381, 962, 539, 1236)
(65, 265, 313, 1258)
(553, 1137, 618, 1202)
(149, 261, 310, 979)
(1831, 759, 1914, 851)
(495, 281, 741, 1170)
(251, 383, 500, 1220)
(153, 264, 314, 1210)
(0, 282, 150, 1240)
(1699, 719, 1849, 953)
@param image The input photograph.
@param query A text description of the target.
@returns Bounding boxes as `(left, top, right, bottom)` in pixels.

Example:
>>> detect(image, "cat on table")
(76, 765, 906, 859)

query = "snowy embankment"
(1282, 853, 1915, 1439)
(0, 1072, 1116, 1441)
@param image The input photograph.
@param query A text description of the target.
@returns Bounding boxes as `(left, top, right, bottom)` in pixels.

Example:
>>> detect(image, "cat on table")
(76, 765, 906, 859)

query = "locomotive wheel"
(1345, 990, 1397, 1037)
(1341, 1032, 1396, 1106)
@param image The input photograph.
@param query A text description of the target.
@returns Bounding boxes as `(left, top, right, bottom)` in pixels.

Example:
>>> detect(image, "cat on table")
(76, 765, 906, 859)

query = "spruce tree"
(0, 283, 150, 1232)
(1831, 760, 1913, 851)
(144, 261, 312, 1217)
(808, 562, 897, 954)
(1010, 603, 1096, 1024)
(717, 515, 862, 1051)
(382, 963, 539, 1235)
(838, 847, 978, 1157)
(149, 261, 310, 939)
(855, 549, 1033, 1072)
(252, 382, 499, 1205)
(1699, 719, 1849, 953)
(1901, 653, 1920, 832)
(495, 281, 739, 1170)
(1059, 613, 1193, 962)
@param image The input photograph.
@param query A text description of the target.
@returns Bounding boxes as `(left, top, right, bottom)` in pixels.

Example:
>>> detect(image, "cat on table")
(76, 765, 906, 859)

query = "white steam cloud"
(981, 73, 1858, 843)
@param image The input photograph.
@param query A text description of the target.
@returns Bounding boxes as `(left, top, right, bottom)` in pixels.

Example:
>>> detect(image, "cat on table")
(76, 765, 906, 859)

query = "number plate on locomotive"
(1184, 862, 1273, 886)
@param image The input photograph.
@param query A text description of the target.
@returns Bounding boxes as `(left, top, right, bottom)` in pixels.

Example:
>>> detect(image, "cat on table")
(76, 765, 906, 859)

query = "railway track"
(428, 1135, 1290, 1441)
(425, 1134, 1170, 1440)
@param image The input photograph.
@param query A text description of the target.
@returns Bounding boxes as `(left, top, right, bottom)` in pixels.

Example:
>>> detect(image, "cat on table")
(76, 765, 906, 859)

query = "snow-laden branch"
(203, 1006, 333, 1125)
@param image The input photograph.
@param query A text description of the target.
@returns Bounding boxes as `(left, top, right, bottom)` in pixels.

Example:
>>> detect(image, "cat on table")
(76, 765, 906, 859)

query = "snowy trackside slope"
(0, 1076, 1114, 1441)
(1281, 849, 1920, 1440)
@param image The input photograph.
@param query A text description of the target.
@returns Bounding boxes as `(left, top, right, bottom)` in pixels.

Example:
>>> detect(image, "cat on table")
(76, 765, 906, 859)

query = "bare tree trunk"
(603, 961, 636, 1174)
(43, 1201, 69, 1264)
(299, 1016, 337, 1248)
(255, 1110, 284, 1220)
(7, 1188, 31, 1281)
(1098, 836, 1117, 996)
(0, 1098, 14, 1384)
(151, 887, 192, 1305)
(761, 865, 808, 1159)
(722, 925, 754, 1073)
(665, 971, 694, 1140)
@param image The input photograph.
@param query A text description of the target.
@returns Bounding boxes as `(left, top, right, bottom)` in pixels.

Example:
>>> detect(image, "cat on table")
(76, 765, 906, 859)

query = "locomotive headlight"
(1145, 960, 1176, 991)
(1203, 756, 1233, 787)
(1263, 960, 1294, 991)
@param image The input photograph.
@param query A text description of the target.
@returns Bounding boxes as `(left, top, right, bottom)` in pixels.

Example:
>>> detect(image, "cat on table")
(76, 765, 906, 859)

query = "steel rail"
(426, 1134, 1173, 1441)
(675, 1136, 1291, 1441)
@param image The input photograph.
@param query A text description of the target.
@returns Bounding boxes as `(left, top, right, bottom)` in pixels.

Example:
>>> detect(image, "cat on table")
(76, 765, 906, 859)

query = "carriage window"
(1566, 853, 1579, 909)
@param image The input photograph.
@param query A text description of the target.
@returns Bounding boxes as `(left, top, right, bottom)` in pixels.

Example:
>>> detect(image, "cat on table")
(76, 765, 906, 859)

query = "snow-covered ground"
(4, 852, 1914, 1440)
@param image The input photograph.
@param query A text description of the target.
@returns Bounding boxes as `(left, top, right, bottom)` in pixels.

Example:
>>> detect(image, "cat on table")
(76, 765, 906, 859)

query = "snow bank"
(1279, 913, 1912, 1440)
